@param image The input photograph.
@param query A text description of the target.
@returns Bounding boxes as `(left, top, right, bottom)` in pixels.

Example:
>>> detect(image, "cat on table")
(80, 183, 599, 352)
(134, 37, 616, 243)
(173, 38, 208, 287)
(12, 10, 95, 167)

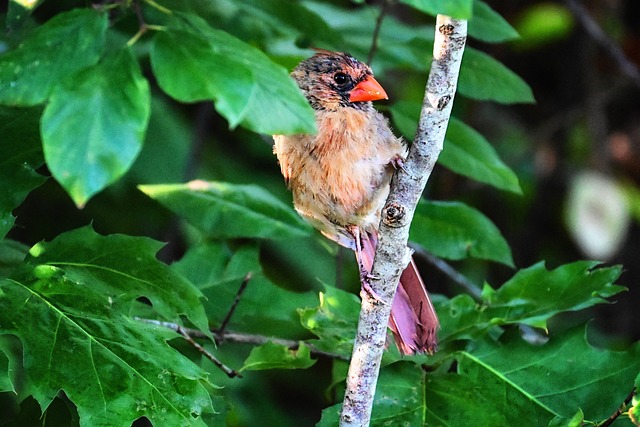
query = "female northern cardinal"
(273, 50, 438, 355)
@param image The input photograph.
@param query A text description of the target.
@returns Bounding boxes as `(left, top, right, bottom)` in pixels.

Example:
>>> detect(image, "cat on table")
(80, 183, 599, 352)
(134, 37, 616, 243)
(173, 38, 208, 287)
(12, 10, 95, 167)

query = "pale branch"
(339, 15, 467, 427)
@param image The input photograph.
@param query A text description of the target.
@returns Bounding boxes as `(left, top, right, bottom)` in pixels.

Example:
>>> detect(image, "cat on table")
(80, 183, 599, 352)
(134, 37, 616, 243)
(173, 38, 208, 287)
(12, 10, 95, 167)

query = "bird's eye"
(333, 72, 349, 85)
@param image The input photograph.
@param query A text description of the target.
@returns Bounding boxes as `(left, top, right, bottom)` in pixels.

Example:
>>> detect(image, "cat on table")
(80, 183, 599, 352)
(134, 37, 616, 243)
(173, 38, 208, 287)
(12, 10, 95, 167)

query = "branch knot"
(439, 23, 455, 36)
(437, 95, 451, 110)
(382, 202, 406, 227)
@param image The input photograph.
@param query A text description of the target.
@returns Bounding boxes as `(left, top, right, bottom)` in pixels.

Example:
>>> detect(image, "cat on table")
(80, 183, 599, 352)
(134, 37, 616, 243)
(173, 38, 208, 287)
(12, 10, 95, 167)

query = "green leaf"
(459, 47, 535, 103)
(0, 227, 215, 426)
(443, 118, 522, 193)
(41, 48, 150, 207)
(0, 106, 45, 239)
(0, 335, 18, 393)
(390, 102, 521, 193)
(513, 3, 574, 49)
(421, 327, 639, 426)
(398, 0, 473, 19)
(410, 199, 514, 266)
(548, 410, 584, 427)
(0, 239, 29, 280)
(298, 286, 360, 358)
(468, 1, 520, 43)
(237, 0, 345, 51)
(462, 326, 640, 422)
(481, 261, 624, 330)
(0, 8, 107, 106)
(302, 2, 433, 73)
(173, 242, 317, 338)
(140, 181, 311, 240)
(25, 226, 210, 334)
(151, 12, 315, 134)
(426, 365, 553, 426)
(241, 341, 316, 371)
(439, 261, 624, 341)
(7, 0, 43, 31)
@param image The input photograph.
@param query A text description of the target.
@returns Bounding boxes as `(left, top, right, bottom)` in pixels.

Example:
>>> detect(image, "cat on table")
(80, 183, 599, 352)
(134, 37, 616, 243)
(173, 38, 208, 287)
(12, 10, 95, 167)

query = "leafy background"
(1, 0, 640, 426)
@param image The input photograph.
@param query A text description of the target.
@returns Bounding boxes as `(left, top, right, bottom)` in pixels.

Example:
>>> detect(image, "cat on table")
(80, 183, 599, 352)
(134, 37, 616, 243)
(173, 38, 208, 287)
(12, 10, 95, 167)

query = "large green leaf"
(236, 0, 344, 51)
(150, 12, 315, 135)
(439, 261, 624, 341)
(172, 242, 317, 338)
(21, 226, 210, 335)
(0, 335, 19, 393)
(0, 9, 107, 106)
(0, 239, 29, 280)
(390, 103, 521, 193)
(480, 261, 624, 329)
(0, 106, 46, 239)
(459, 47, 535, 103)
(140, 181, 311, 240)
(41, 48, 150, 207)
(410, 199, 514, 266)
(459, 326, 640, 423)
(468, 1, 520, 43)
(442, 117, 522, 193)
(0, 227, 214, 426)
(399, 0, 473, 19)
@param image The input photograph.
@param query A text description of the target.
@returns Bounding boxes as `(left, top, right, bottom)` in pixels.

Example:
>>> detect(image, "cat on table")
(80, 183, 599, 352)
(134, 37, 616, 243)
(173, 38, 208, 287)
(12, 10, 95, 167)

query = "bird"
(273, 50, 438, 355)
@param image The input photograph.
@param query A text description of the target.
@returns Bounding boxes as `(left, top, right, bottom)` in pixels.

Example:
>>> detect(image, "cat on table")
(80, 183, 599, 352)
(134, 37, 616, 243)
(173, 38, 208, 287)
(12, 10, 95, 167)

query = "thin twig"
(176, 325, 242, 378)
(367, 0, 391, 64)
(135, 318, 349, 361)
(218, 272, 252, 337)
(564, 0, 640, 88)
(413, 246, 482, 300)
(135, 317, 242, 378)
(340, 16, 467, 427)
(598, 388, 635, 427)
(142, 0, 172, 15)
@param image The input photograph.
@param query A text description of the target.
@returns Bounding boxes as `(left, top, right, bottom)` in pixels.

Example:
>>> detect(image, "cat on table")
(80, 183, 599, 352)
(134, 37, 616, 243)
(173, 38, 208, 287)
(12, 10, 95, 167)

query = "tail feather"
(391, 258, 439, 355)
(357, 230, 439, 355)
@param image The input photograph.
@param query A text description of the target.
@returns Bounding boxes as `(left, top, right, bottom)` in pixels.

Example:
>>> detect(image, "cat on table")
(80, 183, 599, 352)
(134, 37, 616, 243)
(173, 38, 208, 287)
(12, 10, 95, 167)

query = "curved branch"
(339, 15, 467, 427)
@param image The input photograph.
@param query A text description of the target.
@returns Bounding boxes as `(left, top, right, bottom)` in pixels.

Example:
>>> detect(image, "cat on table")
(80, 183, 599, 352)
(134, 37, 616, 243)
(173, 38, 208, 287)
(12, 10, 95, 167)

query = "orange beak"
(349, 76, 388, 102)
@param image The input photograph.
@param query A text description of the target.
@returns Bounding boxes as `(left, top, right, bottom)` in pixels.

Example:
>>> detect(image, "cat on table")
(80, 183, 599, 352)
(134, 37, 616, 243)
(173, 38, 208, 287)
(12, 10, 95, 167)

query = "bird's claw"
(390, 155, 408, 173)
(359, 271, 386, 304)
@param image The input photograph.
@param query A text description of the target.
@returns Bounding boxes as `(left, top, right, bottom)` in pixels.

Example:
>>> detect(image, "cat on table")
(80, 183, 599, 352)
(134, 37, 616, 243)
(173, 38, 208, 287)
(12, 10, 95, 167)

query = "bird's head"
(291, 50, 388, 111)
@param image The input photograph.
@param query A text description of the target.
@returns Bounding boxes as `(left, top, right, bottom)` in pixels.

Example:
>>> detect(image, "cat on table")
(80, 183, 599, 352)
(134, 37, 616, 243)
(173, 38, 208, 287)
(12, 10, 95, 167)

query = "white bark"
(339, 15, 468, 427)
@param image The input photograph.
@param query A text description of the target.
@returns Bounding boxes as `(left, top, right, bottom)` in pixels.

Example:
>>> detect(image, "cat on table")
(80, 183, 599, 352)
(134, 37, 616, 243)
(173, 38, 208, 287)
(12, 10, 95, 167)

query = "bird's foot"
(390, 155, 407, 173)
(359, 271, 386, 304)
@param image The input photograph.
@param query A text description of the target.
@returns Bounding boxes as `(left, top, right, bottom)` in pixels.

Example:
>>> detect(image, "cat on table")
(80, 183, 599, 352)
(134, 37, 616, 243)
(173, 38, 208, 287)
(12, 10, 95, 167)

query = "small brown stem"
(217, 272, 252, 338)
(134, 317, 349, 361)
(176, 325, 242, 378)
(367, 0, 392, 65)
(598, 388, 635, 427)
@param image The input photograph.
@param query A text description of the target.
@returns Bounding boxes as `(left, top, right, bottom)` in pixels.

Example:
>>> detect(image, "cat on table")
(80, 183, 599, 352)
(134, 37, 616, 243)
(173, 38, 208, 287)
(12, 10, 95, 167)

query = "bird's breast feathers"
(273, 108, 405, 236)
